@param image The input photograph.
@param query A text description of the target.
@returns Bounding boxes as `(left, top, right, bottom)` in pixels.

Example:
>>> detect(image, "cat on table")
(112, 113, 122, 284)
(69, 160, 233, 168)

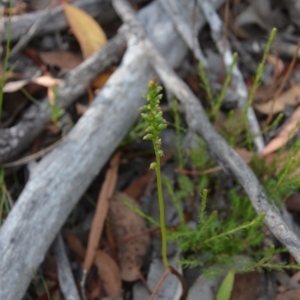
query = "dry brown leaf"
(3, 80, 29, 93)
(254, 85, 300, 114)
(65, 232, 86, 259)
(75, 103, 88, 116)
(65, 233, 122, 297)
(94, 250, 122, 297)
(31, 76, 60, 87)
(84, 152, 121, 273)
(92, 67, 116, 89)
(292, 270, 300, 282)
(235, 148, 253, 163)
(47, 88, 56, 106)
(124, 171, 152, 199)
(230, 272, 263, 300)
(267, 54, 284, 77)
(260, 105, 300, 156)
(63, 4, 107, 59)
(274, 288, 300, 300)
(40, 51, 83, 71)
(3, 76, 60, 93)
(285, 193, 300, 212)
(108, 192, 150, 281)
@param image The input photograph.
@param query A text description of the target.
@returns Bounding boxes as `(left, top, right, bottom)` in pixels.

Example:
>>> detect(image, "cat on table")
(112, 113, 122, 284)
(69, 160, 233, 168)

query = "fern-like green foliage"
(126, 28, 300, 275)
(168, 187, 265, 269)
(251, 139, 300, 203)
(126, 81, 300, 274)
(166, 103, 300, 273)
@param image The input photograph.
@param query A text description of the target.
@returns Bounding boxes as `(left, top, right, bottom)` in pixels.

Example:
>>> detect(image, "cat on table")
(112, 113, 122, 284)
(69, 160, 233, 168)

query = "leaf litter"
(84, 152, 121, 274)
(108, 192, 150, 281)
(4, 1, 300, 299)
(63, 3, 111, 89)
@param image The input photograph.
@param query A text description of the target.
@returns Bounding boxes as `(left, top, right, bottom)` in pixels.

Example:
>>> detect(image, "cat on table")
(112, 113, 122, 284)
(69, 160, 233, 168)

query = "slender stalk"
(244, 28, 277, 112)
(154, 146, 168, 267)
(140, 79, 169, 267)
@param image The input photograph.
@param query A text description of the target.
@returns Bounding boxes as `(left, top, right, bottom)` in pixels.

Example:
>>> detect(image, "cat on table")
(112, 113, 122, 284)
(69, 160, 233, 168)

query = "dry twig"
(82, 152, 120, 294)
(9, 7, 51, 57)
(53, 233, 80, 300)
(157, 0, 206, 64)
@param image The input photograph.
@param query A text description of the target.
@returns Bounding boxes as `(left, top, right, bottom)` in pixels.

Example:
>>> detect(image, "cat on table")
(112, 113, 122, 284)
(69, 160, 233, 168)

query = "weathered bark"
(53, 234, 80, 300)
(280, 0, 300, 28)
(0, 0, 223, 299)
(0, 33, 126, 164)
(1, 0, 116, 42)
(199, 0, 264, 152)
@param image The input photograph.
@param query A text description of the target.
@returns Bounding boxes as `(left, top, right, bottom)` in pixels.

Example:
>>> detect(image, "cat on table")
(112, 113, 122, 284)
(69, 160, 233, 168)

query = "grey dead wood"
(1, 0, 117, 43)
(1, 0, 151, 43)
(0, 0, 225, 299)
(53, 233, 80, 300)
(0, 0, 153, 164)
(157, 0, 206, 63)
(112, 0, 300, 266)
(198, 0, 264, 152)
(9, 7, 51, 58)
(0, 33, 126, 164)
(241, 38, 300, 59)
(158, 0, 239, 111)
(279, 0, 300, 28)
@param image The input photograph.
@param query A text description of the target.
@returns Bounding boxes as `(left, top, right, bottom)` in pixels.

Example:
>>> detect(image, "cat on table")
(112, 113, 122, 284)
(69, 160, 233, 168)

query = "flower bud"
(143, 133, 153, 140)
(150, 162, 156, 169)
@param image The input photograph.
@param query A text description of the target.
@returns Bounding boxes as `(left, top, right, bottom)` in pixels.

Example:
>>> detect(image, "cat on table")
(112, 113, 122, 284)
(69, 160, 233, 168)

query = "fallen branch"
(0, 33, 126, 164)
(1, 0, 117, 42)
(9, 7, 51, 58)
(158, 0, 240, 112)
(53, 233, 80, 300)
(198, 0, 265, 152)
(157, 0, 206, 63)
(0, 1, 223, 299)
(112, 0, 300, 266)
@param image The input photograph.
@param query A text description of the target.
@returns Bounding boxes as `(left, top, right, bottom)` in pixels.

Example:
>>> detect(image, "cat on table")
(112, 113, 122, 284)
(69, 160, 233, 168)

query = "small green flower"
(140, 79, 167, 156)
(140, 78, 169, 267)
(150, 162, 157, 169)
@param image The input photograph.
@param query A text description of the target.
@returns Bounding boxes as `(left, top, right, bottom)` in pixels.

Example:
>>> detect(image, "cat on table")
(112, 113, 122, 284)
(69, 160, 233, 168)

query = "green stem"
(154, 144, 169, 267)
